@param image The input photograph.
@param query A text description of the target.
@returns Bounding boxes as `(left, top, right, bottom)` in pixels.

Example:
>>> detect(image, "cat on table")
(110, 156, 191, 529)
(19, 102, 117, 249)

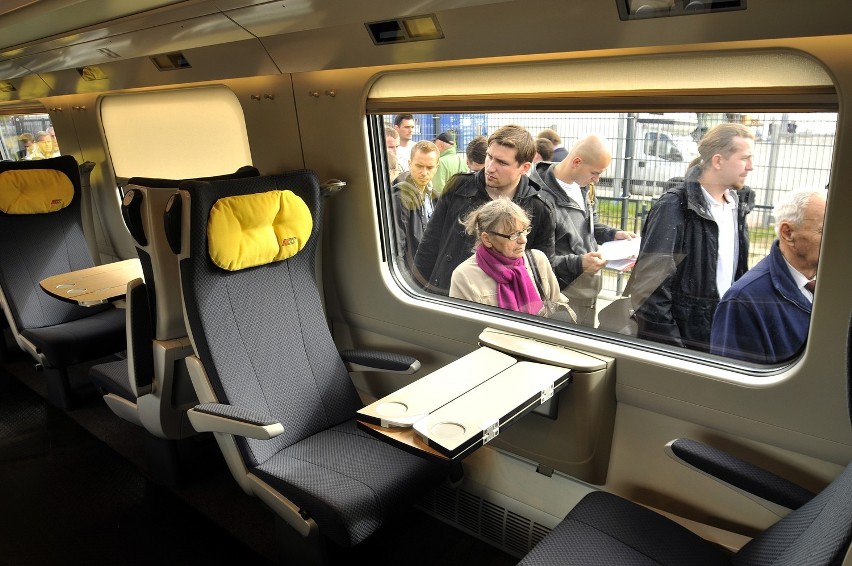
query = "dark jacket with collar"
(392, 173, 435, 266)
(710, 240, 812, 364)
(627, 165, 750, 352)
(551, 146, 568, 162)
(413, 169, 555, 295)
(530, 161, 617, 293)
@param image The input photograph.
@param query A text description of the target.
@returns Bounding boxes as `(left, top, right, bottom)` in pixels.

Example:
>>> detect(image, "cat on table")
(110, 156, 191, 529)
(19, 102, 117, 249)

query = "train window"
(100, 86, 252, 180)
(0, 113, 60, 161)
(373, 110, 835, 367)
(368, 51, 836, 368)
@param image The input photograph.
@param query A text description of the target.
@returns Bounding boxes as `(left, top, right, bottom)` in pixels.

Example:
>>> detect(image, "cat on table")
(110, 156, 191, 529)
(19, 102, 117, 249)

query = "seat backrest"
(733, 312, 852, 566)
(0, 156, 110, 334)
(121, 166, 260, 341)
(175, 170, 361, 466)
(119, 166, 260, 398)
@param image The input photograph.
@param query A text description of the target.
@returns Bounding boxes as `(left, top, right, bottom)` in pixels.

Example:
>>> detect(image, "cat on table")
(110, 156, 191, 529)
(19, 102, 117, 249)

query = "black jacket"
(413, 169, 555, 295)
(627, 166, 750, 351)
(529, 162, 617, 294)
(392, 173, 435, 266)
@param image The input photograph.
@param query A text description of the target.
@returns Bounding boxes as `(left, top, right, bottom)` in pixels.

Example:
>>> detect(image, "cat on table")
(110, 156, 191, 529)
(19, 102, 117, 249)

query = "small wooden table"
(357, 344, 573, 462)
(39, 258, 143, 306)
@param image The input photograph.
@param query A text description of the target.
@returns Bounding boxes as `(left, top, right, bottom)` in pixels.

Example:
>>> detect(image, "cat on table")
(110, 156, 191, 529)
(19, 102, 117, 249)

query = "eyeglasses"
(488, 226, 532, 241)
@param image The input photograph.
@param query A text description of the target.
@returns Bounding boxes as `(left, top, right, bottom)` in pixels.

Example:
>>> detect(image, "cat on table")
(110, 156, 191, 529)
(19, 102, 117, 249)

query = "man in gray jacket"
(530, 134, 636, 326)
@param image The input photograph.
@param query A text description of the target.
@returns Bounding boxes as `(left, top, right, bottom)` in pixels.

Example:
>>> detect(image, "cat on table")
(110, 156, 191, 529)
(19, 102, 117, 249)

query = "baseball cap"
(435, 132, 454, 144)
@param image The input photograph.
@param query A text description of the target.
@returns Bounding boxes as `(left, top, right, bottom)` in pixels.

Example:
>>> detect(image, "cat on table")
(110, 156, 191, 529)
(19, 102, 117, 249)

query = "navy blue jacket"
(710, 241, 812, 364)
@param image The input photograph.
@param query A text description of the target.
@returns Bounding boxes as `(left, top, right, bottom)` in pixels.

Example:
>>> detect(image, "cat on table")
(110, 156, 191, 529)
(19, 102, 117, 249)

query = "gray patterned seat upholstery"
(0, 156, 125, 409)
(519, 316, 852, 566)
(171, 170, 446, 560)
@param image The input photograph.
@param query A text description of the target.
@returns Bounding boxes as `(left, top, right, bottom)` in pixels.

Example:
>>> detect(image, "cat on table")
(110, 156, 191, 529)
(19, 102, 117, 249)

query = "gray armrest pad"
(670, 438, 815, 509)
(188, 403, 283, 439)
(340, 349, 420, 374)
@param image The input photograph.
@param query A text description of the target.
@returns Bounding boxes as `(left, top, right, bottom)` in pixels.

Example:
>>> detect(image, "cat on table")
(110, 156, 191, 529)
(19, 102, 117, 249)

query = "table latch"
(540, 383, 554, 404)
(482, 420, 500, 444)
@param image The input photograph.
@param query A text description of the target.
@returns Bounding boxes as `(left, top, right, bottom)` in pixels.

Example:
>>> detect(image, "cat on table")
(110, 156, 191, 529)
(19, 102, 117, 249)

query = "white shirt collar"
(555, 178, 584, 208)
(781, 255, 814, 301)
(700, 186, 736, 209)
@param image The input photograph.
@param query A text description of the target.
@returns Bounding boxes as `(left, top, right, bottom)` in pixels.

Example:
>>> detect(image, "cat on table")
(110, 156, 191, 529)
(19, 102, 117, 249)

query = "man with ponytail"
(626, 122, 755, 352)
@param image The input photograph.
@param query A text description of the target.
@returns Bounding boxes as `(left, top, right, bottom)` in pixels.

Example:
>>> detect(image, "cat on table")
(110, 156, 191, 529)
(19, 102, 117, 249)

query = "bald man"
(530, 134, 636, 326)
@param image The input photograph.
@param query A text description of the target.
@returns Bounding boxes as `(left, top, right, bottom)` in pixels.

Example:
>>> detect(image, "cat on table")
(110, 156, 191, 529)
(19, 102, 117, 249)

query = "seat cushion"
(22, 307, 126, 367)
(252, 419, 446, 548)
(519, 491, 732, 566)
(89, 359, 134, 402)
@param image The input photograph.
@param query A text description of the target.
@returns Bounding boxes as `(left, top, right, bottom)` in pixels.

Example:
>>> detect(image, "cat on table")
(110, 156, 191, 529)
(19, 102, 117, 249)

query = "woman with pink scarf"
(450, 198, 571, 319)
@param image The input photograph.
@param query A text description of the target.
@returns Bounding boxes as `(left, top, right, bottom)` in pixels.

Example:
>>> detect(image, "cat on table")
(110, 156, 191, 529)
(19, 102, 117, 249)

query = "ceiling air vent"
(150, 52, 191, 71)
(366, 14, 443, 45)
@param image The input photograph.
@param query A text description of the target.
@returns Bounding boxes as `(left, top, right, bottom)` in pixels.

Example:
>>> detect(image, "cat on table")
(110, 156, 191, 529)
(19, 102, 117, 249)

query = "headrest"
(0, 169, 74, 214)
(207, 189, 312, 271)
(128, 166, 260, 189)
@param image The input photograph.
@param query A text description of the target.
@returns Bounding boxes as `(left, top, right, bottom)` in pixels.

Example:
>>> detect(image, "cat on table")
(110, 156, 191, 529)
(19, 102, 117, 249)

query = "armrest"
(340, 349, 421, 374)
(667, 438, 815, 510)
(187, 403, 284, 440)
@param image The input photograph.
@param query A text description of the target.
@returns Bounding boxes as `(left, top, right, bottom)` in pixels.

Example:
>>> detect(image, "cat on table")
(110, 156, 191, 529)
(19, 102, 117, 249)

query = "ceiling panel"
(0, 0, 191, 52)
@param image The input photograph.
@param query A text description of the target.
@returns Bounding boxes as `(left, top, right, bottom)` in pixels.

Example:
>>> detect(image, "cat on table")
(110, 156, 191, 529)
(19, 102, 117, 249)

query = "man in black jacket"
(393, 140, 440, 267)
(413, 124, 555, 296)
(627, 122, 755, 352)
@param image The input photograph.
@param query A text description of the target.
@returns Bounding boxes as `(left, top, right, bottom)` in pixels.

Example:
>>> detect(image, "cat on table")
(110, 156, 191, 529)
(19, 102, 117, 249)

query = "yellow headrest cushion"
(0, 169, 74, 214)
(208, 190, 313, 271)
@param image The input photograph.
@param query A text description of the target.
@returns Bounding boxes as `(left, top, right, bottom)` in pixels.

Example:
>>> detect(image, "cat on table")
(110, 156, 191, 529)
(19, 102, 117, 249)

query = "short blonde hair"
(411, 140, 438, 160)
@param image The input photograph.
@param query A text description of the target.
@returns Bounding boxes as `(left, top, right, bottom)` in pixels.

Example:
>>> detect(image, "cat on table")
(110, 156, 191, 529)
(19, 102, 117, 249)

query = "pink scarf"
(475, 245, 543, 315)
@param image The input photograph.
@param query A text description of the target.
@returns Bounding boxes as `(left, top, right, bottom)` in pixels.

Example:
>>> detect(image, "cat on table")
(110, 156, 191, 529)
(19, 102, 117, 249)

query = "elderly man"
(710, 188, 827, 363)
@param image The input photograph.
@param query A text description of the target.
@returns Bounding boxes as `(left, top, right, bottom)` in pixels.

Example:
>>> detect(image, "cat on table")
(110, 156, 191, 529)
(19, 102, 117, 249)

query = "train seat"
(0, 156, 126, 409)
(169, 170, 446, 562)
(88, 167, 259, 481)
(517, 315, 852, 566)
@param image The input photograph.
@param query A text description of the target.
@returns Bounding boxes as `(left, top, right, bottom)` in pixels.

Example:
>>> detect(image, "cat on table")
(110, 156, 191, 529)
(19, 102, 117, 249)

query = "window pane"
(0, 113, 59, 161)
(378, 111, 835, 366)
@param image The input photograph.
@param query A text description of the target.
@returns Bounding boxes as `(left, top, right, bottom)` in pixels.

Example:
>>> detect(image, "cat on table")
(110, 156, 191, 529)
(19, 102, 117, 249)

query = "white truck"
(617, 116, 699, 196)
